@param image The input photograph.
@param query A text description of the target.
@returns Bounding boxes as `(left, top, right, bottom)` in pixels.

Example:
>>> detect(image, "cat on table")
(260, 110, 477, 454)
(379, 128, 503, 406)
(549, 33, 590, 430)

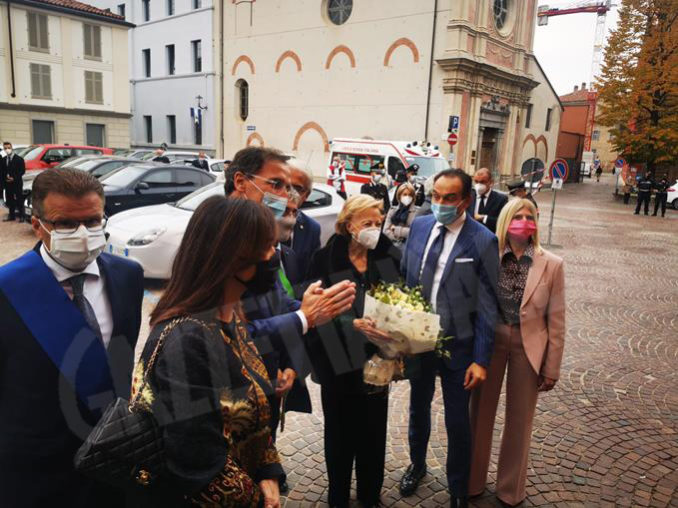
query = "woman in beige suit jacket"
(469, 197, 566, 506)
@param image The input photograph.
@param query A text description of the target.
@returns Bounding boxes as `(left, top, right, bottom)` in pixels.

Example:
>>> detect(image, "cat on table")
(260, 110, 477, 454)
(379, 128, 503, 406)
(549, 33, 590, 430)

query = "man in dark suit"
(0, 168, 144, 507)
(398, 168, 499, 507)
(151, 147, 170, 163)
(288, 164, 321, 276)
(191, 151, 209, 171)
(472, 167, 508, 233)
(1, 141, 27, 222)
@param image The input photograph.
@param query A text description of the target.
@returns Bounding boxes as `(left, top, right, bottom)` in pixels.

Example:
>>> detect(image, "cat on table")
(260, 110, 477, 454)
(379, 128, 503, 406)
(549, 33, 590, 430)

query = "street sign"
(521, 158, 545, 184)
(552, 178, 563, 190)
(246, 125, 256, 131)
(549, 158, 569, 182)
(450, 115, 460, 130)
(615, 157, 626, 169)
(447, 132, 458, 146)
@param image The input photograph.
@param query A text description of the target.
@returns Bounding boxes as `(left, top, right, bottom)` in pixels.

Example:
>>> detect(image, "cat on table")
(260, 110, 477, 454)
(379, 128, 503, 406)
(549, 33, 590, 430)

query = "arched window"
(327, 0, 352, 25)
(235, 79, 248, 121)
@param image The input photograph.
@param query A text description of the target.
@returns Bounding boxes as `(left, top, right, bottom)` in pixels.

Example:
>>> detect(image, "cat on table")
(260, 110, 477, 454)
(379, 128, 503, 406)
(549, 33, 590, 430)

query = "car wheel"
(673, 199, 678, 210)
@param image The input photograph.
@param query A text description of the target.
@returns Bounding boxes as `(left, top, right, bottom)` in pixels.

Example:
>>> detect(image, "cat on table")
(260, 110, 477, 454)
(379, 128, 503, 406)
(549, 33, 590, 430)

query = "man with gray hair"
(0, 168, 144, 507)
(286, 161, 321, 278)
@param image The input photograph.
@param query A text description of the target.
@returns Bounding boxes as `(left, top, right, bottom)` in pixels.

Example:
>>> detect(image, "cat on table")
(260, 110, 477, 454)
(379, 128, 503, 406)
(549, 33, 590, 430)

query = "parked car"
(99, 163, 216, 216)
(126, 149, 155, 159)
(105, 182, 344, 278)
(668, 179, 678, 210)
(22, 144, 114, 171)
(1, 144, 28, 158)
(140, 150, 212, 163)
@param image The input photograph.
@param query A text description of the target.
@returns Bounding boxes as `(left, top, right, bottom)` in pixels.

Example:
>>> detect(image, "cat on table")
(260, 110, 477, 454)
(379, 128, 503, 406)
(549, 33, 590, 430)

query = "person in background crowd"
(225, 146, 356, 493)
(328, 156, 347, 200)
(407, 164, 427, 206)
(191, 151, 209, 171)
(470, 198, 565, 506)
(0, 168, 144, 507)
(137, 196, 284, 507)
(305, 194, 401, 508)
(652, 173, 670, 217)
(507, 179, 539, 211)
(152, 147, 170, 164)
(595, 163, 603, 183)
(384, 183, 418, 248)
(361, 163, 390, 213)
(287, 162, 322, 277)
(277, 190, 303, 290)
(472, 168, 508, 233)
(634, 171, 653, 215)
(399, 169, 499, 507)
(1, 141, 27, 222)
(621, 174, 634, 205)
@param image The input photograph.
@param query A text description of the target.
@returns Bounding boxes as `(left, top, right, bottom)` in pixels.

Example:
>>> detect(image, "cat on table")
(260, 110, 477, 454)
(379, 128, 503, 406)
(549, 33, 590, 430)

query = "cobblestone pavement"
(1, 174, 676, 507)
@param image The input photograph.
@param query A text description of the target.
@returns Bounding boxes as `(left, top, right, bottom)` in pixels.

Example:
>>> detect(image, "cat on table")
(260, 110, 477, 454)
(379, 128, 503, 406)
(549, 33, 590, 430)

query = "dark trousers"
(635, 192, 650, 215)
(653, 193, 667, 216)
(5, 181, 24, 219)
(321, 377, 388, 507)
(623, 192, 631, 204)
(408, 363, 471, 497)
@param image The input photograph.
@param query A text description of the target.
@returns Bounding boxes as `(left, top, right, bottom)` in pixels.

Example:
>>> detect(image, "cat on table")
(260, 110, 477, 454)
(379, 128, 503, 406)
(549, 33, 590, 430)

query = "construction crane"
(537, 0, 614, 87)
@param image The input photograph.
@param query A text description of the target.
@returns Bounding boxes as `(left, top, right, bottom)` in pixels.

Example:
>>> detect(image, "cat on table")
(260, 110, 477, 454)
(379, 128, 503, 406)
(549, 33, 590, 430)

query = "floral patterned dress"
(131, 315, 282, 507)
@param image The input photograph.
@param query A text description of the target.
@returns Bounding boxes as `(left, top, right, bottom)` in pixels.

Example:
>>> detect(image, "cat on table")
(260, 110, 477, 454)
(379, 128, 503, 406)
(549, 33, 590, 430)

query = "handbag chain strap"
(129, 316, 210, 411)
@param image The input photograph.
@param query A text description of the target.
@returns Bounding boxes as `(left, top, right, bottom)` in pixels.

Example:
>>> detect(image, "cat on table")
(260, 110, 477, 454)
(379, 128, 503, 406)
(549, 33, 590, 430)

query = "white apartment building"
(0, 0, 133, 147)
(89, 0, 218, 154)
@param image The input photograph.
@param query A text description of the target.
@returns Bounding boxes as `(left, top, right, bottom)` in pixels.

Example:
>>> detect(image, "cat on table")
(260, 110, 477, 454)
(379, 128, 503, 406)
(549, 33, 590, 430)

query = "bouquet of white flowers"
(362, 282, 447, 387)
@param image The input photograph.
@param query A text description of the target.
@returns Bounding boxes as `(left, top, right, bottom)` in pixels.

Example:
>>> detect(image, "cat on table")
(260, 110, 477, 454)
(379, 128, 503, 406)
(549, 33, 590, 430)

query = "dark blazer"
(360, 182, 391, 212)
(0, 153, 26, 192)
(0, 249, 144, 508)
(402, 214, 499, 372)
(152, 155, 170, 164)
(289, 211, 321, 279)
(191, 158, 209, 171)
(241, 282, 312, 413)
(280, 243, 303, 288)
(305, 233, 401, 386)
(471, 189, 508, 233)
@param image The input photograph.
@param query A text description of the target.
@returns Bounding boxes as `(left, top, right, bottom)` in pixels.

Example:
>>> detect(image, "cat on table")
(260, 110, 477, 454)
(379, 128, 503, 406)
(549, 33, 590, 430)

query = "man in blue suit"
(399, 168, 499, 507)
(287, 163, 321, 277)
(0, 168, 144, 507)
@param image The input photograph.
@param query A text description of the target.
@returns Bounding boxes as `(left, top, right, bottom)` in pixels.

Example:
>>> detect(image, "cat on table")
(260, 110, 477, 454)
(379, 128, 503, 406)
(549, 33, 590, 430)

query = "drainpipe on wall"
(423, 0, 438, 142)
(218, 0, 224, 158)
(7, 0, 17, 98)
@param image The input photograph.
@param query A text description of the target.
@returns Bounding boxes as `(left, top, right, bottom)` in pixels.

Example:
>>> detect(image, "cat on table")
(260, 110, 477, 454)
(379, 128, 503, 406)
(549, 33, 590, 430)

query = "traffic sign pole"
(547, 187, 557, 246)
(546, 159, 569, 246)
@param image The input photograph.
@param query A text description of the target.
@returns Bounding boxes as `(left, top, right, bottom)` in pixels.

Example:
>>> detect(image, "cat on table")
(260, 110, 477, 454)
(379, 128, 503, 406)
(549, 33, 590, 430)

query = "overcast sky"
(533, 4, 620, 96)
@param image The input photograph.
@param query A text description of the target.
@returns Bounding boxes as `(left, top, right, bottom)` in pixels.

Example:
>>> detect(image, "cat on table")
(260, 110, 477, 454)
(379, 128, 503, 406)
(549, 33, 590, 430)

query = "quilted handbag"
(74, 317, 202, 488)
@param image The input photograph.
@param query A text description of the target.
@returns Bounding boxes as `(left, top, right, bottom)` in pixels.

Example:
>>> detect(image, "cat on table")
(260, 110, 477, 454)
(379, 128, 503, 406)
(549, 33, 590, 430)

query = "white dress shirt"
(474, 189, 492, 224)
(419, 212, 466, 312)
(40, 245, 114, 348)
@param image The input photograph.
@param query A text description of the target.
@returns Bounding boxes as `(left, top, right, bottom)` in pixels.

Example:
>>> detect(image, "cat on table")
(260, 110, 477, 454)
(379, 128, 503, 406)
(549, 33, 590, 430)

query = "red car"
(22, 144, 114, 171)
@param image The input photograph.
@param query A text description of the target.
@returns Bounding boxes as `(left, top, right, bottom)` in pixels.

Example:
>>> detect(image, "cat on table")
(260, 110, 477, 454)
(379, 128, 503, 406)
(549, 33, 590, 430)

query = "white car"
(668, 179, 678, 210)
(106, 182, 344, 279)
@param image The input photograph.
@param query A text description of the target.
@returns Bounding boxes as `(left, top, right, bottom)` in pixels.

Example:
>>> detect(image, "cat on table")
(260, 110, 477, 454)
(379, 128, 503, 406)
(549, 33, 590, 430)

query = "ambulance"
(327, 138, 449, 197)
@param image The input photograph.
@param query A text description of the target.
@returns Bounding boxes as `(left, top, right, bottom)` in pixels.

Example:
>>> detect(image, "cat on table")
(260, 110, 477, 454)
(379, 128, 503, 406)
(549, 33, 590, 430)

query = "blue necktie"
(420, 225, 447, 303)
(68, 274, 103, 341)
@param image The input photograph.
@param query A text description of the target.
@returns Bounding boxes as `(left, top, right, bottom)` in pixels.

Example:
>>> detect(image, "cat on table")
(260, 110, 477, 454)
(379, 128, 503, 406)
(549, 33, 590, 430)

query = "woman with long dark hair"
(132, 195, 283, 507)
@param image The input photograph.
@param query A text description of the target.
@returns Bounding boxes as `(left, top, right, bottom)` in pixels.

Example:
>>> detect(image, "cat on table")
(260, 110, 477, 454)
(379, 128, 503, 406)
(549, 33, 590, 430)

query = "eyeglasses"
(248, 174, 292, 193)
(291, 184, 308, 196)
(40, 216, 108, 234)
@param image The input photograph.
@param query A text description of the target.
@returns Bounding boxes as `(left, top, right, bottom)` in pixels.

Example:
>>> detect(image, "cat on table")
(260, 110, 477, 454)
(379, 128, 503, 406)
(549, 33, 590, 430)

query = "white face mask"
(474, 183, 488, 196)
(372, 174, 382, 184)
(400, 196, 413, 207)
(42, 223, 106, 271)
(353, 226, 380, 250)
(4, 148, 11, 155)
(278, 215, 297, 243)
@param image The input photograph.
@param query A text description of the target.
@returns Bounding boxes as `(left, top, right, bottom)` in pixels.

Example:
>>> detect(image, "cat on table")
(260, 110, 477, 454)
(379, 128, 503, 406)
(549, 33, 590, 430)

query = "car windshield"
(14, 146, 32, 157)
(140, 152, 157, 160)
(175, 182, 224, 211)
(59, 156, 89, 168)
(73, 159, 106, 171)
(23, 146, 44, 161)
(100, 166, 148, 187)
(406, 156, 448, 179)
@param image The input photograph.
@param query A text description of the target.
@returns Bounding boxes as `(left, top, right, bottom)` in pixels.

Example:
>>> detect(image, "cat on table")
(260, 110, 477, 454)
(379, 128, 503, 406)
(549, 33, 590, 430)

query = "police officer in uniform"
(634, 171, 653, 216)
(361, 162, 390, 212)
(652, 173, 670, 217)
(1, 141, 26, 222)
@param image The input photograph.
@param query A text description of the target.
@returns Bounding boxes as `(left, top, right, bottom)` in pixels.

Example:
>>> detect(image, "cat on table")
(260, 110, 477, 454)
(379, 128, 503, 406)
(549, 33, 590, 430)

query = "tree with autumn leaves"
(596, 0, 678, 172)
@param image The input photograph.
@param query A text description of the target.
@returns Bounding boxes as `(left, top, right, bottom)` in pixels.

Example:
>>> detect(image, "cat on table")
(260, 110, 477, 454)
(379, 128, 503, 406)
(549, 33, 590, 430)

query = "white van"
(328, 138, 448, 196)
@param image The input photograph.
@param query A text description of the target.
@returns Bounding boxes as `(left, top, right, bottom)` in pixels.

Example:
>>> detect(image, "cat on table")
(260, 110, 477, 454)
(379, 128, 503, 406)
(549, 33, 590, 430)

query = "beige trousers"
(469, 324, 540, 506)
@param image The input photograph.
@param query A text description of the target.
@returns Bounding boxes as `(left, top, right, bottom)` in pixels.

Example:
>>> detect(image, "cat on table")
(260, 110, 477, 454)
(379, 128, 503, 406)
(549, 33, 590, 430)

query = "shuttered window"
(27, 12, 49, 52)
(30, 63, 52, 99)
(85, 71, 104, 104)
(84, 24, 102, 60)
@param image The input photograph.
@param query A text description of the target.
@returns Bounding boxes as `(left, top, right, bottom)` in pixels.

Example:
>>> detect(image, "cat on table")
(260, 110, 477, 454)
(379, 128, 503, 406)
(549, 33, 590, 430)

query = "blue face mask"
(431, 203, 460, 225)
(262, 192, 288, 219)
